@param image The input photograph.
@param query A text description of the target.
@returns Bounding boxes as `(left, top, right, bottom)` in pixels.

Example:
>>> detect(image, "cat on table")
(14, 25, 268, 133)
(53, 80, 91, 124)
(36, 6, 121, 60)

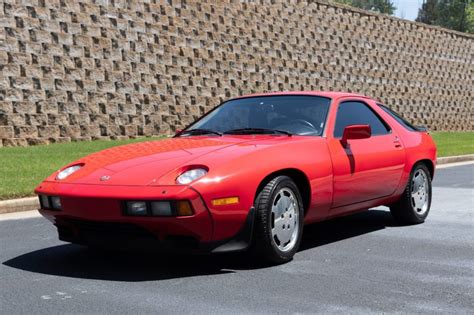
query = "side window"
(334, 101, 390, 138)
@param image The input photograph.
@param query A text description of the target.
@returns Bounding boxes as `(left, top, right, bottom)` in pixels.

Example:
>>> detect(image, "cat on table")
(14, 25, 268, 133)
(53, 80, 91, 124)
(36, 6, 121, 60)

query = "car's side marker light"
(212, 197, 240, 206)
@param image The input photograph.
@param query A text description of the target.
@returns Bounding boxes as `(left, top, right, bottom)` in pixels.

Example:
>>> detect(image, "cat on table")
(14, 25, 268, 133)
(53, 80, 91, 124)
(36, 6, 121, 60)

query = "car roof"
(233, 91, 373, 101)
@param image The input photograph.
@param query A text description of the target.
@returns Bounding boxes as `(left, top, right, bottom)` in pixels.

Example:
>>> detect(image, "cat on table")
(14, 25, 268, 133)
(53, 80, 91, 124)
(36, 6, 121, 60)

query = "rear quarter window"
(378, 104, 418, 131)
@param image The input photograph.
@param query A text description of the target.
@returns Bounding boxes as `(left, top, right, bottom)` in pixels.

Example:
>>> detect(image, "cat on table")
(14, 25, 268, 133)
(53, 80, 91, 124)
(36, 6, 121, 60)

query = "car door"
(327, 98, 405, 208)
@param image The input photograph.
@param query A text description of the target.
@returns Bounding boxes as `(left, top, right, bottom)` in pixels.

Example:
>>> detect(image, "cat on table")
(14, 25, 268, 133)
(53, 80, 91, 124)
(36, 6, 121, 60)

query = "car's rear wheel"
(253, 176, 304, 264)
(390, 163, 432, 224)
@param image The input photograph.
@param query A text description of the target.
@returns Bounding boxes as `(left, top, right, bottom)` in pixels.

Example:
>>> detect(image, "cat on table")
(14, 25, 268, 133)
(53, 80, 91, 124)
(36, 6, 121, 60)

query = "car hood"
(48, 136, 298, 186)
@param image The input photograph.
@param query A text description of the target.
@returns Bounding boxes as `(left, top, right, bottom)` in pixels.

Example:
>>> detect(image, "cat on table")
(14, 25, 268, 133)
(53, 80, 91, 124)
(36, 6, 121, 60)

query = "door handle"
(393, 136, 402, 148)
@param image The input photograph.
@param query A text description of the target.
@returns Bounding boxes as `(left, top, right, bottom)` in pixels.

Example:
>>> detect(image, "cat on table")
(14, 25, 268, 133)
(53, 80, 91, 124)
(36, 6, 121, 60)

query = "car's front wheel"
(253, 176, 304, 264)
(390, 163, 432, 224)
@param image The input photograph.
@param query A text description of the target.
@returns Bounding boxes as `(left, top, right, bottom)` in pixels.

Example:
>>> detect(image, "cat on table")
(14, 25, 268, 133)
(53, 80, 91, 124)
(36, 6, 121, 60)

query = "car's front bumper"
(35, 182, 253, 253)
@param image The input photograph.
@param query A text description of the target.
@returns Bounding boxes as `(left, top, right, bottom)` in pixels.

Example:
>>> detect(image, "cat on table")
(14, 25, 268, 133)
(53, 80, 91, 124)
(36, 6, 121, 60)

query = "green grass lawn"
(430, 132, 474, 158)
(0, 137, 162, 200)
(0, 132, 472, 200)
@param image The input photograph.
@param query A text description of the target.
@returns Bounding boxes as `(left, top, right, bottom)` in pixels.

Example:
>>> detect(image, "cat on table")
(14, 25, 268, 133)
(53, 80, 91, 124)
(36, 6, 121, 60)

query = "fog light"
(126, 201, 148, 216)
(151, 201, 172, 216)
(39, 195, 50, 209)
(176, 200, 193, 216)
(50, 196, 62, 210)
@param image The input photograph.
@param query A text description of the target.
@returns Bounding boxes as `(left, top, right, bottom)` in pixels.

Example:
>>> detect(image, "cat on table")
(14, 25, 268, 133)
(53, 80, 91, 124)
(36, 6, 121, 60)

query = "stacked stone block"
(0, 0, 473, 146)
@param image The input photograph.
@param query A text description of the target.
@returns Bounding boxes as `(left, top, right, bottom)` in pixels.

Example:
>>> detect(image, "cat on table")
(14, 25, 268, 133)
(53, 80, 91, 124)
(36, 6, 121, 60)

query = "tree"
(333, 0, 397, 15)
(416, 0, 438, 24)
(416, 0, 473, 33)
(468, 1, 474, 32)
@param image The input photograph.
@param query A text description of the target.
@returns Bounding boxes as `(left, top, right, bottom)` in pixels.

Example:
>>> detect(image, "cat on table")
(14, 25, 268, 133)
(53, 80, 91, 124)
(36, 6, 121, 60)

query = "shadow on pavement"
(3, 209, 398, 281)
(299, 208, 399, 251)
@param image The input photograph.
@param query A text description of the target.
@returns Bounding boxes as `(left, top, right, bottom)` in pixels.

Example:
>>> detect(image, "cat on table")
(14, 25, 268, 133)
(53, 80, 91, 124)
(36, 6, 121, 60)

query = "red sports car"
(36, 92, 436, 263)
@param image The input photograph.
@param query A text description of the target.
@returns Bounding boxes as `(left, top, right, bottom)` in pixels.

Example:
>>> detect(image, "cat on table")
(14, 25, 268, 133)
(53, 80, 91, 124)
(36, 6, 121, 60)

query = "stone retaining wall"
(0, 0, 473, 146)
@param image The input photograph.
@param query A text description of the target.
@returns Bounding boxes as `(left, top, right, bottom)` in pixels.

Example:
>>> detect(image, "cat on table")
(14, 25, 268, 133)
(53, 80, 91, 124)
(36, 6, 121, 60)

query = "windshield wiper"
(223, 128, 292, 136)
(178, 128, 223, 137)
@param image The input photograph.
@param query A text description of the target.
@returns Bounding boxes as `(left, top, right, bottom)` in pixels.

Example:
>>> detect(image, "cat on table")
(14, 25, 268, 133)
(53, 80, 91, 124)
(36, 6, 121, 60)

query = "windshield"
(182, 95, 331, 136)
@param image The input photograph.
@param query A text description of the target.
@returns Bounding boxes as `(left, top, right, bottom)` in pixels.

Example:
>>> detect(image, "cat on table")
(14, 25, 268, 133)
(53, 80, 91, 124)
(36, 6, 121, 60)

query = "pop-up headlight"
(176, 168, 208, 185)
(56, 164, 83, 180)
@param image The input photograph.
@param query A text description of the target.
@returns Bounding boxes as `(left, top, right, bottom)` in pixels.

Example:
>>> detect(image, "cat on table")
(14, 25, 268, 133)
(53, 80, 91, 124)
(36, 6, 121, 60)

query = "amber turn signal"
(211, 197, 240, 206)
(176, 200, 194, 216)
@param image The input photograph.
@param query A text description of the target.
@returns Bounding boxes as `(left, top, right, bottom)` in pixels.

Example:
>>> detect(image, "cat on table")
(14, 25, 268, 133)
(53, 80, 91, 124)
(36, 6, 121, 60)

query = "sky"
(393, 0, 424, 21)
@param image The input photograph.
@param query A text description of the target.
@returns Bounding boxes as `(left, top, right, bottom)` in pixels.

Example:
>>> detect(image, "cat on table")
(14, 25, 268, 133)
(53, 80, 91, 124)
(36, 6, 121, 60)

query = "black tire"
(390, 163, 432, 224)
(252, 176, 304, 264)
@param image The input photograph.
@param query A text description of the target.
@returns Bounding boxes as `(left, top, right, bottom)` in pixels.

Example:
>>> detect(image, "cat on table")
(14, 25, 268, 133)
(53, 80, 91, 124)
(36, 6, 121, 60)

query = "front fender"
(191, 137, 333, 240)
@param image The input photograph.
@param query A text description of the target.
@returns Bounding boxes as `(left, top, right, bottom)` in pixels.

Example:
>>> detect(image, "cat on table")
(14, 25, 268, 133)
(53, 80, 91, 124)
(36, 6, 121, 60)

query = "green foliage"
(416, 0, 438, 24)
(333, 0, 397, 15)
(416, 0, 473, 33)
(466, 1, 474, 32)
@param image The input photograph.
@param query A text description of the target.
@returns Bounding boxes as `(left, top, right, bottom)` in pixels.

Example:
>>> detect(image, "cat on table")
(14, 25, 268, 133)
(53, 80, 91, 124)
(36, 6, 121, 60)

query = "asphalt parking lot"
(1, 163, 473, 314)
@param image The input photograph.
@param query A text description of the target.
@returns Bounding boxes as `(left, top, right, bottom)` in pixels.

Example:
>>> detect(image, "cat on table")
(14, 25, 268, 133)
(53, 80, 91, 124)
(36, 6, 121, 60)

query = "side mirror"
(341, 124, 371, 147)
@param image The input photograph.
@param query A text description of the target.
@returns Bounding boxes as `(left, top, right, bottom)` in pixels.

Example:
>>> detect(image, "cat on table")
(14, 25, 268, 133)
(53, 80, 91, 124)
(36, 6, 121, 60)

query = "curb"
(0, 197, 39, 214)
(0, 155, 473, 215)
(437, 154, 474, 165)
